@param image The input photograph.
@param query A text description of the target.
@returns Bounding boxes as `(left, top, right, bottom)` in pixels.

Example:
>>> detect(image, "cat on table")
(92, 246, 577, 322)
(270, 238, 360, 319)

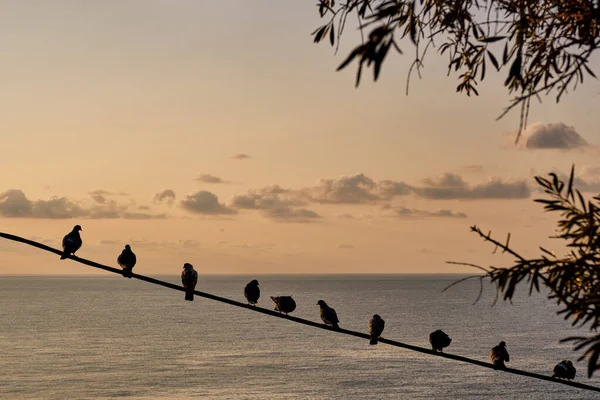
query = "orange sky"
(0, 1, 599, 274)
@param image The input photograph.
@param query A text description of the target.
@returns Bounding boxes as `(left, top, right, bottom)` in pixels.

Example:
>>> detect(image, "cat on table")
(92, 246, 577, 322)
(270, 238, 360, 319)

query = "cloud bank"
(414, 173, 529, 200)
(0, 189, 165, 219)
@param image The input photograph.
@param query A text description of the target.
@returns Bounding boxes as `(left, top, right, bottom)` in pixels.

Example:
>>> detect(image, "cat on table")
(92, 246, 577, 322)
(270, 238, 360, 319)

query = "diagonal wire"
(1, 231, 599, 393)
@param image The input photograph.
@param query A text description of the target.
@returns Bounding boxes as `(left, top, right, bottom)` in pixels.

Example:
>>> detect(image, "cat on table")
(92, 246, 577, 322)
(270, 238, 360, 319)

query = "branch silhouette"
(1, 231, 599, 393)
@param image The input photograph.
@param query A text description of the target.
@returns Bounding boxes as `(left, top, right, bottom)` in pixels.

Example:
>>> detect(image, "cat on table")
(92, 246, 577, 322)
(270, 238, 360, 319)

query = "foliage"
(313, 0, 600, 140)
(448, 165, 600, 377)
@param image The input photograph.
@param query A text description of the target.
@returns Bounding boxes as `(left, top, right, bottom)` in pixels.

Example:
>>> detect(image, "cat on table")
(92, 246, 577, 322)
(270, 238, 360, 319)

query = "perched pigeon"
(490, 341, 510, 369)
(270, 296, 296, 315)
(117, 244, 136, 278)
(552, 360, 576, 380)
(181, 263, 198, 301)
(317, 300, 339, 329)
(429, 329, 452, 352)
(60, 225, 83, 260)
(369, 314, 385, 345)
(244, 279, 260, 305)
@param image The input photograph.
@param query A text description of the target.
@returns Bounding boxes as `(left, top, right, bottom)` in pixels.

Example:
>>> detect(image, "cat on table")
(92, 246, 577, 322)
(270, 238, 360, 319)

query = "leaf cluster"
(449, 166, 600, 377)
(313, 0, 599, 140)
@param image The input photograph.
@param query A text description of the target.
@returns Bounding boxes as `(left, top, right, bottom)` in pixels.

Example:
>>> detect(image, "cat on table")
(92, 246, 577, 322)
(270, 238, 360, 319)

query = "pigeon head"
(125, 244, 131, 250)
(73, 225, 82, 232)
(499, 341, 507, 347)
(565, 360, 574, 367)
(183, 263, 193, 269)
(373, 314, 381, 320)
(317, 300, 327, 307)
(250, 279, 259, 286)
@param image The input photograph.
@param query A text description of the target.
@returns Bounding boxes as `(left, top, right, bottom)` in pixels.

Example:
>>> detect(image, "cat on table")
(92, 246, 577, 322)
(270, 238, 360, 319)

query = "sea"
(1, 274, 599, 400)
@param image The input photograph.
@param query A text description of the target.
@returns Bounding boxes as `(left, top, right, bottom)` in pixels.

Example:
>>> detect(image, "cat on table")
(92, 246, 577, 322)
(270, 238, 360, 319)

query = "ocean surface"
(1, 274, 599, 400)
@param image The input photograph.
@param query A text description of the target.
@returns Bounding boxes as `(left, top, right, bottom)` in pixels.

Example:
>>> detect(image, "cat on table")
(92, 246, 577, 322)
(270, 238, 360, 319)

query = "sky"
(0, 1, 599, 275)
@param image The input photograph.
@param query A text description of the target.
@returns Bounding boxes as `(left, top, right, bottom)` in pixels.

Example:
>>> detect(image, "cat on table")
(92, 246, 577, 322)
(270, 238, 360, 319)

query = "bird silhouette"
(317, 300, 339, 329)
(117, 244, 136, 278)
(490, 341, 510, 369)
(429, 330, 452, 352)
(181, 263, 198, 301)
(270, 296, 296, 315)
(244, 279, 260, 305)
(369, 314, 385, 345)
(60, 225, 82, 260)
(552, 360, 576, 380)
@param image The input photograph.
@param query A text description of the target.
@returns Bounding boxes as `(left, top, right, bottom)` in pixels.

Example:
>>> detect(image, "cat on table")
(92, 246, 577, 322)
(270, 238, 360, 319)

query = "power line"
(1, 231, 599, 393)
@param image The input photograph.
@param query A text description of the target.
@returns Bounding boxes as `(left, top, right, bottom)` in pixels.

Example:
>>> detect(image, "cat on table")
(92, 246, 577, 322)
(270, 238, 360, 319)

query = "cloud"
(524, 123, 589, 150)
(89, 190, 129, 203)
(301, 173, 411, 204)
(196, 173, 230, 184)
(0, 190, 88, 219)
(264, 207, 321, 222)
(229, 186, 320, 222)
(230, 186, 300, 209)
(181, 190, 236, 215)
(393, 206, 468, 218)
(377, 180, 412, 199)
(305, 174, 378, 204)
(338, 244, 354, 249)
(231, 153, 251, 160)
(0, 189, 165, 220)
(414, 173, 530, 200)
(153, 189, 176, 206)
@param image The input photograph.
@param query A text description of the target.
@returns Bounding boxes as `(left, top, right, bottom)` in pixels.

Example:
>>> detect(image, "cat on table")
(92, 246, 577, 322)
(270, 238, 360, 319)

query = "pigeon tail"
(185, 291, 194, 301)
(369, 335, 378, 345)
(60, 252, 68, 260)
(122, 268, 133, 278)
(332, 322, 340, 329)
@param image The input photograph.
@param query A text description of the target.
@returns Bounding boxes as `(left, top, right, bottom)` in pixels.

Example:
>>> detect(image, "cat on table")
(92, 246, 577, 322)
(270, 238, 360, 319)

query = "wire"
(1, 231, 599, 393)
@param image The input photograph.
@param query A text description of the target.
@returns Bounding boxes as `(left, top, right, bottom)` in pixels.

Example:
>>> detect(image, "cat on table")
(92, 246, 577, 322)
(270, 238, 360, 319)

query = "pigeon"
(429, 329, 452, 352)
(490, 341, 510, 369)
(369, 314, 385, 345)
(181, 263, 198, 301)
(60, 225, 83, 260)
(244, 279, 260, 305)
(117, 244, 136, 278)
(270, 296, 296, 315)
(552, 360, 576, 380)
(317, 300, 339, 329)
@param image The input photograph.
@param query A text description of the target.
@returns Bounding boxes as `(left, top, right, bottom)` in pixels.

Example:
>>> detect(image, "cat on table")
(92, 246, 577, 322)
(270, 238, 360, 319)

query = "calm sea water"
(1, 274, 599, 399)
